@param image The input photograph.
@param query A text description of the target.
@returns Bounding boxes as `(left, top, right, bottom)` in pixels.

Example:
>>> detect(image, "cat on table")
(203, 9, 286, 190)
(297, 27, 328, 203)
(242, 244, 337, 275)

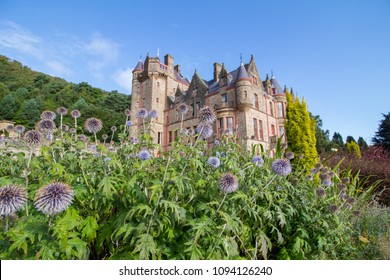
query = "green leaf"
(80, 216, 99, 243)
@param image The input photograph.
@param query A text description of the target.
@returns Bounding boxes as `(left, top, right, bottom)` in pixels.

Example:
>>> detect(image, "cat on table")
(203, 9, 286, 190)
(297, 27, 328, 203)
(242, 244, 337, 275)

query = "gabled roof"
(174, 70, 189, 85)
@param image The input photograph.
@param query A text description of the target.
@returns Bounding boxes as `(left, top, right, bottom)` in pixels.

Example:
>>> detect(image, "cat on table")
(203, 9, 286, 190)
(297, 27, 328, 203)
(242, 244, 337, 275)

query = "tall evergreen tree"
(331, 132, 344, 149)
(372, 112, 390, 152)
(285, 91, 318, 168)
(0, 93, 18, 119)
(346, 135, 356, 143)
(357, 136, 368, 150)
(310, 113, 331, 154)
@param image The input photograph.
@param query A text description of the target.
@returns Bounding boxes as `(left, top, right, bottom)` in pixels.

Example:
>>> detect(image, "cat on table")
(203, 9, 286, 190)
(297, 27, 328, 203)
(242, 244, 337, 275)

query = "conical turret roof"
(133, 60, 144, 72)
(270, 75, 284, 94)
(236, 63, 250, 81)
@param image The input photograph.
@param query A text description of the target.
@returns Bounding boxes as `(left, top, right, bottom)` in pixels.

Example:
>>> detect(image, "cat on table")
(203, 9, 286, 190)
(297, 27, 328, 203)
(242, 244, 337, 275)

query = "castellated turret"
(235, 63, 253, 112)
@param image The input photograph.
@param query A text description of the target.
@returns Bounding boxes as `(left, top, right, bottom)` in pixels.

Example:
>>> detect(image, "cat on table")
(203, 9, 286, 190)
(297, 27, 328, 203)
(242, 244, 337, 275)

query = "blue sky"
(0, 0, 389, 144)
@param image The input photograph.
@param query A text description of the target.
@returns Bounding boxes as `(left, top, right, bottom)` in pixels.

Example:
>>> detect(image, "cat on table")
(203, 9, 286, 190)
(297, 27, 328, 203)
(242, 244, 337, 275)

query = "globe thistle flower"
(214, 139, 220, 145)
(84, 118, 103, 134)
(352, 210, 361, 216)
(69, 128, 76, 134)
(316, 187, 326, 198)
(327, 171, 336, 179)
(306, 174, 313, 181)
(343, 203, 353, 210)
(41, 110, 56, 120)
(61, 124, 69, 132)
(102, 134, 108, 140)
(337, 183, 347, 191)
(0, 185, 27, 216)
(271, 159, 292, 176)
(328, 204, 339, 213)
(198, 151, 204, 156)
(315, 163, 323, 170)
(252, 155, 264, 166)
(198, 106, 216, 123)
(34, 182, 74, 215)
(104, 157, 111, 163)
(196, 123, 213, 139)
(342, 177, 350, 184)
(187, 129, 194, 136)
(132, 137, 139, 144)
(110, 126, 117, 132)
(218, 173, 239, 193)
(207, 156, 221, 168)
(323, 179, 334, 187)
(56, 107, 68, 116)
(14, 125, 25, 134)
(126, 121, 133, 127)
(320, 172, 329, 181)
(180, 128, 188, 135)
(284, 151, 294, 160)
(124, 109, 131, 116)
(149, 110, 158, 119)
(309, 168, 317, 174)
(339, 191, 347, 200)
(281, 143, 288, 150)
(298, 154, 304, 160)
(137, 108, 148, 119)
(178, 103, 189, 115)
(138, 150, 151, 161)
(6, 125, 14, 132)
(71, 109, 81, 119)
(346, 196, 356, 204)
(37, 119, 56, 131)
(77, 134, 88, 142)
(24, 130, 43, 145)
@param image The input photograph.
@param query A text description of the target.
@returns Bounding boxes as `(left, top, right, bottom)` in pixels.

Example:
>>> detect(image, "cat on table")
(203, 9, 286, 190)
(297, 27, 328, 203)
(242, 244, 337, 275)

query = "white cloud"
(113, 68, 133, 93)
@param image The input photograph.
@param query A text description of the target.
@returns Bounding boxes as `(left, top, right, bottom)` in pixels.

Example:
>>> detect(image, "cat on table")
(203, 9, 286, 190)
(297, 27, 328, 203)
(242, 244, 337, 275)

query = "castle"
(130, 53, 287, 153)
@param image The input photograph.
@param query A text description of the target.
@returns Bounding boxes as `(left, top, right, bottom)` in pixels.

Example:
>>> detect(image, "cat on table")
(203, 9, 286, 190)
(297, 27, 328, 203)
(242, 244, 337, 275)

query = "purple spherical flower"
(111, 126, 117, 132)
(132, 137, 139, 144)
(284, 151, 294, 160)
(37, 119, 56, 131)
(24, 130, 43, 145)
(342, 177, 350, 184)
(14, 125, 25, 134)
(214, 140, 220, 145)
(328, 204, 339, 213)
(77, 134, 88, 142)
(207, 156, 220, 168)
(271, 159, 292, 176)
(196, 123, 213, 139)
(124, 109, 131, 117)
(126, 120, 133, 127)
(137, 108, 148, 119)
(61, 124, 69, 132)
(71, 109, 81, 119)
(56, 107, 68, 116)
(252, 155, 264, 166)
(34, 182, 74, 215)
(198, 106, 216, 123)
(323, 179, 334, 187)
(84, 118, 103, 134)
(102, 134, 108, 140)
(41, 110, 56, 120)
(6, 125, 14, 132)
(218, 173, 239, 193)
(149, 110, 158, 119)
(0, 185, 28, 216)
(138, 150, 151, 161)
(104, 157, 111, 163)
(316, 187, 326, 198)
(69, 128, 76, 134)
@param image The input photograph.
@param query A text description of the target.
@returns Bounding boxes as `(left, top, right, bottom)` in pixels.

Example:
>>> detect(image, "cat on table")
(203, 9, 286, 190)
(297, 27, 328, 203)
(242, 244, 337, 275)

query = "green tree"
(0, 82, 10, 100)
(346, 136, 356, 144)
(357, 137, 368, 150)
(0, 93, 18, 119)
(310, 113, 331, 154)
(346, 141, 362, 158)
(18, 98, 43, 127)
(372, 112, 390, 152)
(331, 132, 344, 149)
(285, 91, 318, 168)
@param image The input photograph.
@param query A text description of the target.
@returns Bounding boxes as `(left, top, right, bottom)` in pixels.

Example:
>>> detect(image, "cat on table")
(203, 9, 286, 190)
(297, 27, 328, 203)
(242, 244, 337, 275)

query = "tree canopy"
(372, 112, 390, 152)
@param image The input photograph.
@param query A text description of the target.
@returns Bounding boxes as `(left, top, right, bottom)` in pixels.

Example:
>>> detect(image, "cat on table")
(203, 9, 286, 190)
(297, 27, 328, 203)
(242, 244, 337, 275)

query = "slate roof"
(133, 61, 144, 72)
(174, 70, 189, 85)
(270, 76, 284, 94)
(236, 63, 250, 81)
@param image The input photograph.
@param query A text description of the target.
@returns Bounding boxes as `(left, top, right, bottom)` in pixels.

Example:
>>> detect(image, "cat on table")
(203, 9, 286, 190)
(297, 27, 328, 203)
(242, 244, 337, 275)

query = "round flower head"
(180, 128, 188, 135)
(104, 157, 111, 162)
(126, 120, 133, 127)
(56, 107, 68, 116)
(77, 134, 88, 142)
(322, 179, 334, 187)
(196, 123, 213, 139)
(198, 106, 216, 123)
(316, 187, 326, 198)
(309, 168, 317, 174)
(271, 159, 292, 176)
(14, 125, 25, 134)
(178, 103, 189, 115)
(306, 174, 313, 181)
(214, 140, 220, 145)
(327, 171, 336, 179)
(219, 173, 239, 193)
(319, 172, 329, 181)
(252, 155, 264, 166)
(6, 125, 14, 132)
(207, 156, 221, 168)
(102, 134, 108, 140)
(328, 204, 339, 213)
(41, 110, 56, 120)
(24, 130, 43, 145)
(343, 203, 353, 210)
(187, 129, 194, 136)
(284, 151, 294, 160)
(110, 126, 117, 132)
(346, 196, 356, 204)
(137, 108, 148, 119)
(132, 137, 139, 144)
(337, 183, 347, 191)
(61, 124, 69, 132)
(69, 128, 76, 134)
(0, 185, 28, 216)
(315, 163, 323, 170)
(37, 119, 56, 131)
(34, 182, 74, 215)
(149, 110, 158, 119)
(71, 109, 81, 119)
(137, 150, 151, 161)
(342, 177, 350, 184)
(298, 154, 304, 160)
(124, 109, 131, 116)
(84, 117, 103, 134)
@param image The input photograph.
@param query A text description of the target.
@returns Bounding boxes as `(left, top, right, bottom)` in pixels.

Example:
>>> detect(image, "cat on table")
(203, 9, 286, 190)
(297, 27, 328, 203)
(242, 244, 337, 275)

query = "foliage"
(331, 132, 344, 149)
(0, 106, 376, 260)
(346, 142, 361, 158)
(0, 55, 130, 141)
(372, 112, 390, 152)
(285, 91, 318, 169)
(357, 137, 368, 151)
(310, 113, 331, 154)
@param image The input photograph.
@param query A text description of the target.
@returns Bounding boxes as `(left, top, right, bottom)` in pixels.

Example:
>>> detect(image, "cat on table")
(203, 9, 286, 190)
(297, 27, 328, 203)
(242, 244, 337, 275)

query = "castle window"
(169, 131, 172, 143)
(158, 132, 162, 144)
(227, 117, 234, 135)
(156, 98, 159, 103)
(271, 124, 275, 136)
(270, 102, 274, 116)
(277, 102, 284, 117)
(244, 91, 248, 98)
(253, 118, 258, 140)
(157, 82, 160, 88)
(218, 118, 224, 136)
(196, 102, 201, 114)
(221, 93, 227, 103)
(259, 120, 264, 140)
(253, 76, 258, 85)
(191, 103, 195, 116)
(254, 94, 259, 109)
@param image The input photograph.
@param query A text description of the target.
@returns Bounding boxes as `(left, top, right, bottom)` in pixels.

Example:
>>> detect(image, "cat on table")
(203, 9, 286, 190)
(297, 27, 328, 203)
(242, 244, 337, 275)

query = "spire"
(133, 60, 144, 72)
(236, 62, 250, 81)
(270, 75, 284, 94)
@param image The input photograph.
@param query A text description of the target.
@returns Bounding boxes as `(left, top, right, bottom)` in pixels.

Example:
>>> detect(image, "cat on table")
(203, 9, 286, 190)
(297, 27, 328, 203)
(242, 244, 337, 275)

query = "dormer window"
(221, 93, 227, 103)
(253, 76, 258, 85)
